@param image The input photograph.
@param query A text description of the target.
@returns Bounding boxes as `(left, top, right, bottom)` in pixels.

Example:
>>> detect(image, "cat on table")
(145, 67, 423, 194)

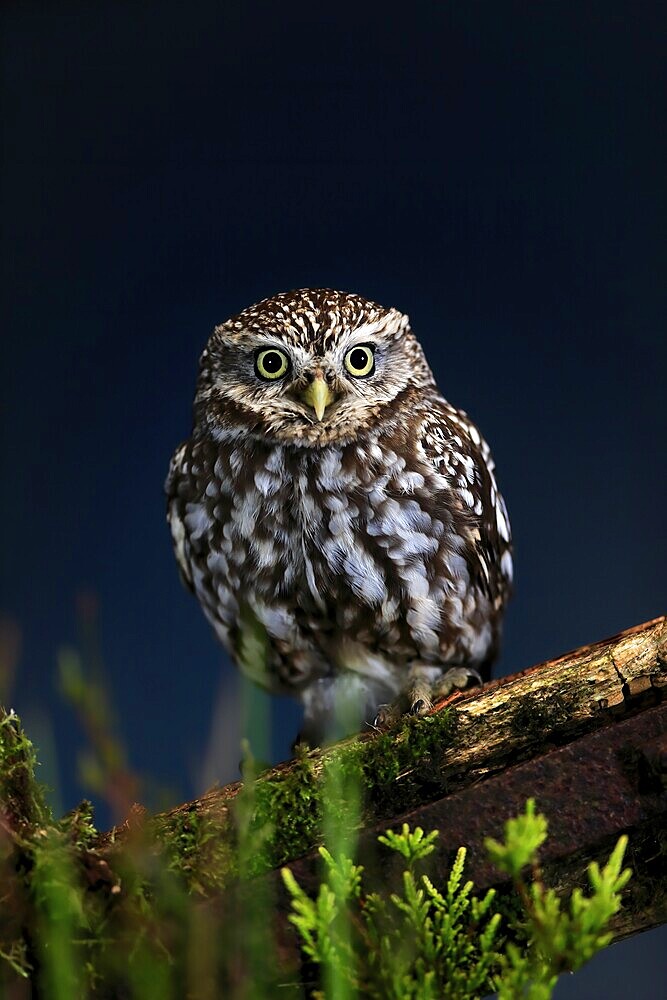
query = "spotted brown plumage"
(166, 289, 512, 743)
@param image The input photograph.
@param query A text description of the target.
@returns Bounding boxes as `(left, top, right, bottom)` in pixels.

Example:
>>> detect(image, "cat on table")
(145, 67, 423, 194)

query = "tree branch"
(99, 616, 666, 941)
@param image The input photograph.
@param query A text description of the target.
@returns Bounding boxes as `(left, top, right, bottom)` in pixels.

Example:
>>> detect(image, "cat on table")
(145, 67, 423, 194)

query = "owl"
(166, 289, 512, 745)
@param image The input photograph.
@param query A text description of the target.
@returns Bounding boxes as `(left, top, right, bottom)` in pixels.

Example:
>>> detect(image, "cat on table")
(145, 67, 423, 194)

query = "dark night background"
(1, 1, 665, 995)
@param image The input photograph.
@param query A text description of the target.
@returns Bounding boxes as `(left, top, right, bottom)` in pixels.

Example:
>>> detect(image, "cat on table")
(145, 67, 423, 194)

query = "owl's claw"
(373, 703, 401, 729)
(409, 695, 434, 716)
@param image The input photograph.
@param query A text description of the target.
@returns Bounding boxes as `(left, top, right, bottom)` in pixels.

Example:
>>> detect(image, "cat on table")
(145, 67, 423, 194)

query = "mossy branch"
(0, 616, 665, 996)
(99, 616, 666, 909)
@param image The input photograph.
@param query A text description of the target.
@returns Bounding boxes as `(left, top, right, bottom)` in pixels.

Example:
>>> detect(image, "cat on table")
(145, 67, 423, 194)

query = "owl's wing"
(165, 442, 195, 592)
(417, 402, 513, 607)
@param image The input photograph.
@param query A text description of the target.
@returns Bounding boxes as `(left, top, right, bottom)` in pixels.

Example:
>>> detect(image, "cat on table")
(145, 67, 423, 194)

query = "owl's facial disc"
(197, 289, 437, 446)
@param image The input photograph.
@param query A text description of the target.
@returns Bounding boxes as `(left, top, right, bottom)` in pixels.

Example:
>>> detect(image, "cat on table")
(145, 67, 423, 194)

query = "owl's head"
(195, 289, 435, 446)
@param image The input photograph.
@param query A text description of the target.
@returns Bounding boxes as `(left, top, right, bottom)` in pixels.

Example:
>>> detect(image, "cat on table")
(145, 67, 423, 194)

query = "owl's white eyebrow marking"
(356, 311, 407, 338)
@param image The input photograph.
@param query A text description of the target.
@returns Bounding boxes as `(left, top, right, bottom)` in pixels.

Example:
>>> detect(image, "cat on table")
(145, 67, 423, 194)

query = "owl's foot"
(373, 665, 483, 729)
(430, 665, 483, 703)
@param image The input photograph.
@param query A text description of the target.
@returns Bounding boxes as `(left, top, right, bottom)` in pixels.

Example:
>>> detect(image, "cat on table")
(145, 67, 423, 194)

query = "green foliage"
(283, 826, 501, 999)
(31, 827, 87, 1000)
(484, 797, 548, 878)
(283, 802, 632, 1000)
(377, 824, 438, 866)
(486, 799, 631, 997)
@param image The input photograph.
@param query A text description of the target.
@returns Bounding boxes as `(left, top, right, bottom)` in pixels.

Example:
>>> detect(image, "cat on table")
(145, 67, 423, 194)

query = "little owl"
(166, 289, 512, 744)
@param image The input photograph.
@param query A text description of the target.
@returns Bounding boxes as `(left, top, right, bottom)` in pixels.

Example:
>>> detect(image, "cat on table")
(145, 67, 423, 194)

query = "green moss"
(155, 806, 236, 894)
(361, 710, 459, 808)
(508, 692, 572, 747)
(0, 697, 463, 903)
(249, 751, 323, 871)
(0, 710, 53, 986)
(236, 709, 459, 875)
(0, 707, 466, 992)
(0, 701, 463, 909)
(59, 800, 98, 851)
(0, 708, 51, 832)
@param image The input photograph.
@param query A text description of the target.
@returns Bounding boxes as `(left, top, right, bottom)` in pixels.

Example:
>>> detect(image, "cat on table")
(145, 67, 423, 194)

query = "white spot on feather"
(341, 548, 385, 605)
(184, 503, 211, 541)
(169, 505, 192, 585)
(496, 499, 511, 542)
(501, 550, 514, 582)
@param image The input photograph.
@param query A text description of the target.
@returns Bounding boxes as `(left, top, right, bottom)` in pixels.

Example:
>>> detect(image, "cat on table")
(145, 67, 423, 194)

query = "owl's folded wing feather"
(417, 402, 513, 608)
(165, 442, 195, 592)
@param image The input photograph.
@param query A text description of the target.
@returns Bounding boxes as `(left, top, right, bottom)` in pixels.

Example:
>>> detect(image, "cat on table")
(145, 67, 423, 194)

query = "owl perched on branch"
(166, 289, 512, 745)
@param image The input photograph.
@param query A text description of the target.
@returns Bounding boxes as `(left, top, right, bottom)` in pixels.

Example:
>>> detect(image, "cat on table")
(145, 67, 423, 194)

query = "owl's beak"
(300, 376, 334, 421)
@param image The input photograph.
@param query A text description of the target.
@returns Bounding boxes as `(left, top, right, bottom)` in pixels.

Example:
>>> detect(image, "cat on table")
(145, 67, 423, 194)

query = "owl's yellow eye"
(344, 344, 375, 378)
(255, 348, 290, 380)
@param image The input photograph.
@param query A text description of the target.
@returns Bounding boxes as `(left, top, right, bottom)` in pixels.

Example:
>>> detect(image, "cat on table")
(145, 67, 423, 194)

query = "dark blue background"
(2, 2, 665, 995)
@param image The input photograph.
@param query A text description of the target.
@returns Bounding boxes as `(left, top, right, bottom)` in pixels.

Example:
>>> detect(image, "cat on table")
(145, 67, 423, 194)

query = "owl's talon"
(410, 696, 434, 716)
(374, 703, 400, 729)
(373, 704, 389, 728)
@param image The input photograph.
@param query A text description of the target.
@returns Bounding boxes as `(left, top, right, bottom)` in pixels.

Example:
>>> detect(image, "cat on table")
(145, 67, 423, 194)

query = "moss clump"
(508, 691, 573, 747)
(247, 750, 323, 872)
(360, 710, 459, 809)
(160, 806, 235, 895)
(236, 709, 459, 876)
(0, 708, 51, 832)
(0, 709, 94, 989)
(59, 799, 98, 851)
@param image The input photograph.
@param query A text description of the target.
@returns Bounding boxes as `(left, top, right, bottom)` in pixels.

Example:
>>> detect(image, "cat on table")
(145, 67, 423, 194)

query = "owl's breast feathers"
(166, 390, 512, 693)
